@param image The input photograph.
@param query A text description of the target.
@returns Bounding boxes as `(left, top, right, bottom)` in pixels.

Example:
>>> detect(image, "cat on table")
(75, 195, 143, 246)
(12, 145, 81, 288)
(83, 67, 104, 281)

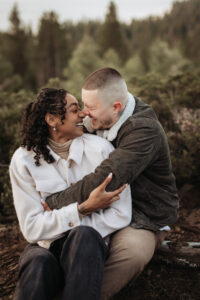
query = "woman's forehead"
(66, 93, 78, 105)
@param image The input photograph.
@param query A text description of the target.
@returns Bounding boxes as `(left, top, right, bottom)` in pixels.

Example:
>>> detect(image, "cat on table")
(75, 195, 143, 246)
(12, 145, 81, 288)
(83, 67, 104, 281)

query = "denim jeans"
(14, 226, 108, 300)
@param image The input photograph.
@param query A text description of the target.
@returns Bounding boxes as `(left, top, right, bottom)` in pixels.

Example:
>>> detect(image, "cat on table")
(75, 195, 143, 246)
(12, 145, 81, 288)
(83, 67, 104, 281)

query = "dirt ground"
(0, 206, 200, 300)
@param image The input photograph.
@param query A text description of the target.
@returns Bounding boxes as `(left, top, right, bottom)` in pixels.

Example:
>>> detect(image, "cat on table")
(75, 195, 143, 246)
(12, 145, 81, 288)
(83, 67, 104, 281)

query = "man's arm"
(46, 122, 160, 210)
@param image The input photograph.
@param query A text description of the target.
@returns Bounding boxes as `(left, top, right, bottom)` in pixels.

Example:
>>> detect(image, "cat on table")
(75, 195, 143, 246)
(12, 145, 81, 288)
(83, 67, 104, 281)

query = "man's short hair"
(82, 68, 128, 106)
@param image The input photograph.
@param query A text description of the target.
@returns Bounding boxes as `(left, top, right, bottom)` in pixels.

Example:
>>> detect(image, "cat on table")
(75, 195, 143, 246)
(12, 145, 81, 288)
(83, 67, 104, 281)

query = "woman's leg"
(60, 226, 108, 300)
(14, 244, 63, 300)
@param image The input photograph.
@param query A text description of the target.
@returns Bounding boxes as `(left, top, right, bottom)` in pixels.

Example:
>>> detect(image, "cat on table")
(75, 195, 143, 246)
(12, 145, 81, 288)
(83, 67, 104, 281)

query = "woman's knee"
(19, 245, 58, 275)
(66, 226, 107, 258)
(69, 226, 103, 247)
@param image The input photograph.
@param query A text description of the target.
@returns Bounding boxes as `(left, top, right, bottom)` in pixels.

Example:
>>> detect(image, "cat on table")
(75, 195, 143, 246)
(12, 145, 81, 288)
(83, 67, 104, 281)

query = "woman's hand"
(78, 173, 127, 216)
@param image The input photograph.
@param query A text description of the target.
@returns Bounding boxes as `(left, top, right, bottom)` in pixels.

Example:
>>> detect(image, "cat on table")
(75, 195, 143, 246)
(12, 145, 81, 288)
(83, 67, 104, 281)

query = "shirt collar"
(47, 145, 61, 162)
(47, 136, 84, 166)
(68, 137, 84, 166)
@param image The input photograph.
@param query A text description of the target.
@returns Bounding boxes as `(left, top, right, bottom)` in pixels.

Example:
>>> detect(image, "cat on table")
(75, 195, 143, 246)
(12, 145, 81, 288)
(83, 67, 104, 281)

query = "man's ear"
(112, 102, 123, 114)
(45, 113, 58, 128)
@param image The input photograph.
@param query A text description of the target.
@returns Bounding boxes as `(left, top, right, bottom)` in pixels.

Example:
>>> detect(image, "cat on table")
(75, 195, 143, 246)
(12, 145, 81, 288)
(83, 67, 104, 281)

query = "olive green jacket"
(46, 98, 179, 232)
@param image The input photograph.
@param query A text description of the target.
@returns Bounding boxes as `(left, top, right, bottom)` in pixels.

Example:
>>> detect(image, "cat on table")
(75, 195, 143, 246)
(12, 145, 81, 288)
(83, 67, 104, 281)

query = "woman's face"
(54, 94, 85, 141)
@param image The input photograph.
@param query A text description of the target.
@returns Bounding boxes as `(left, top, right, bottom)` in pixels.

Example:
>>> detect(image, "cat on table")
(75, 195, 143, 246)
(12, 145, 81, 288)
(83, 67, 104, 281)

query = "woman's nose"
(79, 110, 85, 118)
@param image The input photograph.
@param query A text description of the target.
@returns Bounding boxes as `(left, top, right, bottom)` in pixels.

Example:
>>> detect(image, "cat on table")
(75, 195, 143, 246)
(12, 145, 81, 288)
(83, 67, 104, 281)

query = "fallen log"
(155, 240, 200, 268)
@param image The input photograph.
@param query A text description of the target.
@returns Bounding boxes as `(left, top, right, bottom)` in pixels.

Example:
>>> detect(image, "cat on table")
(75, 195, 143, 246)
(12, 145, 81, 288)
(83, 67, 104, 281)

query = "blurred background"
(0, 0, 199, 217)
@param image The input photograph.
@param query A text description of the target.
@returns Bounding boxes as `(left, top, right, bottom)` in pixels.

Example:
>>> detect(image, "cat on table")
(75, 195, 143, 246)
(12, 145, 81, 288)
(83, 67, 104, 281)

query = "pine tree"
(37, 12, 70, 86)
(99, 1, 129, 62)
(4, 4, 28, 77)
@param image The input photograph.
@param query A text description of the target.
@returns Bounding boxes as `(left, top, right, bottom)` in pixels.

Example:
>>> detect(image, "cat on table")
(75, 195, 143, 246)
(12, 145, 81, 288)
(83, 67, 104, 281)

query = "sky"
(0, 0, 182, 32)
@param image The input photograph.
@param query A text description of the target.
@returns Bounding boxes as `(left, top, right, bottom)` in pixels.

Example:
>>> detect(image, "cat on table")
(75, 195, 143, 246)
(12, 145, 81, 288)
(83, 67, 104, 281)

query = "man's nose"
(82, 107, 89, 115)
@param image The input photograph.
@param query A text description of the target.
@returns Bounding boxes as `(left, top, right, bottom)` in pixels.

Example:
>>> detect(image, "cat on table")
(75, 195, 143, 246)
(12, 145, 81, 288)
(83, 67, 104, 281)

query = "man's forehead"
(82, 89, 101, 104)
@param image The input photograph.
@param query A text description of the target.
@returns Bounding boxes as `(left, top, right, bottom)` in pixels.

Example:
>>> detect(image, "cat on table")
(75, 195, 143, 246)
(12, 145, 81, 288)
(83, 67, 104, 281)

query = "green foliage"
(148, 40, 192, 76)
(122, 54, 145, 82)
(43, 77, 64, 89)
(0, 74, 24, 92)
(168, 117, 200, 187)
(0, 54, 13, 82)
(0, 90, 34, 163)
(127, 73, 177, 131)
(0, 89, 34, 216)
(0, 168, 14, 216)
(164, 71, 200, 108)
(161, 0, 200, 64)
(63, 35, 102, 99)
(100, 48, 122, 71)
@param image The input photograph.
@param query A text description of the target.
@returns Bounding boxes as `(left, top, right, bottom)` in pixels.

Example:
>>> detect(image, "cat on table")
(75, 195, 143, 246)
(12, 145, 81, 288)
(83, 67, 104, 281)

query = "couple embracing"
(10, 68, 178, 300)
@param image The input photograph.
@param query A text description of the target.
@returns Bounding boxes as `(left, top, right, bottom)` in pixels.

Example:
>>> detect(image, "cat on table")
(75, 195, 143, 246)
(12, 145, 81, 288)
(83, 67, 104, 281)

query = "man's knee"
(109, 227, 157, 273)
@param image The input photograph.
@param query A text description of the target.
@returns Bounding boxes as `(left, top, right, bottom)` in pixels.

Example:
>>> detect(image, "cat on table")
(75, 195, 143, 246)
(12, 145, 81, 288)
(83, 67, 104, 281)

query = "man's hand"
(42, 173, 126, 214)
(78, 173, 127, 216)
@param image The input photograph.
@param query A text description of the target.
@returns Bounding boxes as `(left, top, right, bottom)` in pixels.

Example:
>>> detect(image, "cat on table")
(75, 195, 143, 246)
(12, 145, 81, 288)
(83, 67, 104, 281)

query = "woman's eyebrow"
(67, 103, 79, 109)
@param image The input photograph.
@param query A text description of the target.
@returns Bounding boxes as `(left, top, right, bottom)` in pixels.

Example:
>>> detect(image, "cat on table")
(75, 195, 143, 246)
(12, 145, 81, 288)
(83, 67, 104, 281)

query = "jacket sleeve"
(81, 185, 132, 238)
(9, 157, 81, 243)
(46, 121, 161, 209)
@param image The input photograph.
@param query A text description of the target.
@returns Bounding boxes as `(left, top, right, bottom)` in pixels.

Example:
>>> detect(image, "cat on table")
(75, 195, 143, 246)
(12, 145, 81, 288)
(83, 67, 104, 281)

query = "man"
(46, 68, 179, 299)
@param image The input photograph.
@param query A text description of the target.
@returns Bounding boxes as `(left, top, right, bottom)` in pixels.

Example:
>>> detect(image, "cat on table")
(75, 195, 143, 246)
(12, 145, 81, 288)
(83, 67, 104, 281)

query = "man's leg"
(14, 244, 63, 300)
(60, 226, 108, 300)
(101, 226, 160, 300)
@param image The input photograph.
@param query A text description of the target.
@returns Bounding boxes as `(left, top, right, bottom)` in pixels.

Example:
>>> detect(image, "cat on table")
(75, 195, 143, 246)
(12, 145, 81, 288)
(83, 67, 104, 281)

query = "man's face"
(82, 89, 116, 130)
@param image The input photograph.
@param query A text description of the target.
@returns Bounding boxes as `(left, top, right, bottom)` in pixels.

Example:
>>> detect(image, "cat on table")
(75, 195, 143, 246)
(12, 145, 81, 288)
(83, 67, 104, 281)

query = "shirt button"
(68, 221, 74, 227)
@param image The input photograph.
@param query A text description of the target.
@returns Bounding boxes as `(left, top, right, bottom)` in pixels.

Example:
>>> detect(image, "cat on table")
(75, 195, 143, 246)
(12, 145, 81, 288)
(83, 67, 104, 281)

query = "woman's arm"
(9, 157, 81, 243)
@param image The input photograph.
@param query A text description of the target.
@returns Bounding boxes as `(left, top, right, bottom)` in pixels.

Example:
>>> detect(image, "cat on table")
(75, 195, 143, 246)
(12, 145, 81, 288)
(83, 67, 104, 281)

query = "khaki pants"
(101, 226, 166, 300)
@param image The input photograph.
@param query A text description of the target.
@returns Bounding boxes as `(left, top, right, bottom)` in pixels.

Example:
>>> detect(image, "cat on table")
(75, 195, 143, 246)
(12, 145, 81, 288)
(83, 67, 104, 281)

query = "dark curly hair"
(21, 88, 68, 166)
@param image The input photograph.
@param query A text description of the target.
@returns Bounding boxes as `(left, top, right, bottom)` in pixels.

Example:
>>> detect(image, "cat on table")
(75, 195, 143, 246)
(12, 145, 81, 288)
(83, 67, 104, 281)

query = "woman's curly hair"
(21, 88, 68, 166)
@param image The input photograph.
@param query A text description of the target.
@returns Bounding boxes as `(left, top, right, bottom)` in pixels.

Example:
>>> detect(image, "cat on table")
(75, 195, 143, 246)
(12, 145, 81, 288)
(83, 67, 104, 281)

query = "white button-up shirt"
(10, 134, 132, 248)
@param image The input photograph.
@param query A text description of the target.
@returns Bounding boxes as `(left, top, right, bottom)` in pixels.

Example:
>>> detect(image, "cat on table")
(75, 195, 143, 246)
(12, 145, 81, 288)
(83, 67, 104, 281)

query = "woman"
(9, 88, 132, 300)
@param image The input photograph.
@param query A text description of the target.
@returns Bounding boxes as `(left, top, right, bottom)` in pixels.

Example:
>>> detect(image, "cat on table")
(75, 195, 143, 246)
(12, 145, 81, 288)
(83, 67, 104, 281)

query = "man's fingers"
(41, 201, 51, 211)
(99, 173, 113, 190)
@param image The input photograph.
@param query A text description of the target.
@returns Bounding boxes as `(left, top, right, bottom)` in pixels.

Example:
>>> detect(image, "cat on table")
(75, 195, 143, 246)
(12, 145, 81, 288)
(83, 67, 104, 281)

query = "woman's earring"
(53, 127, 56, 131)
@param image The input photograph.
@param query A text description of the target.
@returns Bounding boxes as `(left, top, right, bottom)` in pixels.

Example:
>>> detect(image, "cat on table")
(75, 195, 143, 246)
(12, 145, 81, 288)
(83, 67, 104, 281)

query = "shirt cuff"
(60, 202, 81, 230)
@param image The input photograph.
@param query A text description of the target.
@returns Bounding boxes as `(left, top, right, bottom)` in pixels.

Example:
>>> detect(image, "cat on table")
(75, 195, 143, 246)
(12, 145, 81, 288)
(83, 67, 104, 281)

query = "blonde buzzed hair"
(82, 68, 128, 106)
